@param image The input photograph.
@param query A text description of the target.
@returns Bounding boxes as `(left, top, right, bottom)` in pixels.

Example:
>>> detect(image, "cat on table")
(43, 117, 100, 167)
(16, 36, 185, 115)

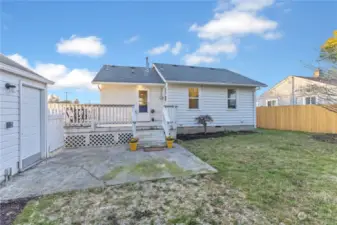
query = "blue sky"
(1, 0, 336, 103)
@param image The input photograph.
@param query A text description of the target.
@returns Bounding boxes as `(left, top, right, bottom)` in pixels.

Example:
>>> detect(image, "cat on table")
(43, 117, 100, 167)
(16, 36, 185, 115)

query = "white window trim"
(266, 99, 278, 107)
(303, 96, 317, 105)
(188, 87, 200, 110)
(136, 87, 150, 112)
(227, 88, 238, 110)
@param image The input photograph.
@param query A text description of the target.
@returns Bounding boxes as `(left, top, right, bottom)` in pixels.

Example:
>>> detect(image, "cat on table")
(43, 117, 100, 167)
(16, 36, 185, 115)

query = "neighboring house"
(92, 58, 266, 134)
(258, 69, 337, 106)
(0, 54, 53, 183)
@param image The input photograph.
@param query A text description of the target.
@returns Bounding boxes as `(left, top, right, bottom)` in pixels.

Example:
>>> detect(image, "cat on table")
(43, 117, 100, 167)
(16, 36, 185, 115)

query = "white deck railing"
(48, 103, 134, 127)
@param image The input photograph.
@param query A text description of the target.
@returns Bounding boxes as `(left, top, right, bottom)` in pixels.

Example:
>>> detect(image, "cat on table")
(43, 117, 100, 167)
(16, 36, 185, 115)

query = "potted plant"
(151, 109, 155, 122)
(129, 137, 139, 151)
(166, 136, 174, 148)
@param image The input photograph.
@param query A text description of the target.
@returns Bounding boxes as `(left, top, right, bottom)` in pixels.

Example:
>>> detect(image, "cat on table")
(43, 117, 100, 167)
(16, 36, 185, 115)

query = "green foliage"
(129, 137, 139, 143)
(321, 30, 337, 63)
(195, 115, 213, 134)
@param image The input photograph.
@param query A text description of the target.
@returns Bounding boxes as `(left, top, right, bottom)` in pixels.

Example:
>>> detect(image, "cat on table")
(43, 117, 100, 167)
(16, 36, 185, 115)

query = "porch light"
(5, 83, 16, 89)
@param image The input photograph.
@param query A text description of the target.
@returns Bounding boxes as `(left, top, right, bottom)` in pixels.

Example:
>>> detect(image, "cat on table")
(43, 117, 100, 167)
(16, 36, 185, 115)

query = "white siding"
(100, 84, 164, 121)
(0, 70, 46, 182)
(258, 76, 337, 106)
(166, 83, 255, 127)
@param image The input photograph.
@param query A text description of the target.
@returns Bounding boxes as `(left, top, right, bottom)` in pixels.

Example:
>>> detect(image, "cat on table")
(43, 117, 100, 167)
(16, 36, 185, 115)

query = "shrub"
(195, 115, 213, 134)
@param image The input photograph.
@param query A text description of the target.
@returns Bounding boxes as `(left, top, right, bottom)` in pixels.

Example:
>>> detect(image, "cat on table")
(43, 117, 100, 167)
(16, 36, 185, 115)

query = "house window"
(267, 100, 278, 107)
(304, 96, 317, 105)
(227, 89, 237, 109)
(188, 88, 199, 109)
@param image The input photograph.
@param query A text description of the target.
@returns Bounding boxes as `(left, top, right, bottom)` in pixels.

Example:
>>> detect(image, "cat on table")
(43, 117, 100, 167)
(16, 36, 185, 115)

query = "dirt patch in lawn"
(177, 130, 256, 141)
(312, 133, 337, 144)
(0, 197, 35, 225)
(13, 175, 269, 225)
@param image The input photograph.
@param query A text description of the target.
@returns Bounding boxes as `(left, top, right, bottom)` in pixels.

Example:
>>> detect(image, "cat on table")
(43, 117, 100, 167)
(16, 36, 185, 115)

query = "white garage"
(0, 54, 54, 182)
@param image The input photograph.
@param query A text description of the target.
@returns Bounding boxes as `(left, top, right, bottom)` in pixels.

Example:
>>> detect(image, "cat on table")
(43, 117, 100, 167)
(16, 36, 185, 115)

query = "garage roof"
(0, 54, 54, 84)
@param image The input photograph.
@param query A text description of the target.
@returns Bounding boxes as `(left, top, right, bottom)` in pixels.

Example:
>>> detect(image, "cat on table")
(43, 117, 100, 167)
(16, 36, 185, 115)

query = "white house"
(0, 54, 53, 183)
(92, 59, 267, 135)
(258, 69, 337, 106)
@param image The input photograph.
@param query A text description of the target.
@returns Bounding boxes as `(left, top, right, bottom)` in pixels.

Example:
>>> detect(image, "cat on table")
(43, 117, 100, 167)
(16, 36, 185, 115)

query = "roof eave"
(91, 81, 165, 86)
(166, 80, 267, 87)
(0, 62, 54, 85)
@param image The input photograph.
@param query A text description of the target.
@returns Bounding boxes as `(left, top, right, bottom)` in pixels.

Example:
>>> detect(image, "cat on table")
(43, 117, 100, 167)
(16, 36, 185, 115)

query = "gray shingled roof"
(154, 63, 266, 87)
(295, 76, 337, 86)
(0, 53, 53, 84)
(92, 65, 164, 84)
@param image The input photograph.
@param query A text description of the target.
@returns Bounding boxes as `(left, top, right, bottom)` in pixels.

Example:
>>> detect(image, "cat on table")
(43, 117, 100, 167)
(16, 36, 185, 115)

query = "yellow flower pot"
(166, 140, 174, 149)
(129, 142, 138, 151)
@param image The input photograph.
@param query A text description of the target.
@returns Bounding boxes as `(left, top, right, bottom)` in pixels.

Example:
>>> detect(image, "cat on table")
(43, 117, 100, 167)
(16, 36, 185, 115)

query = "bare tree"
(48, 94, 60, 103)
(298, 38, 337, 109)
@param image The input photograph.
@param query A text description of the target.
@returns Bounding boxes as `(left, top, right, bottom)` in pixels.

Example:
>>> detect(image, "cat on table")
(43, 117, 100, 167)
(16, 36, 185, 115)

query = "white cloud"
(8, 53, 30, 68)
(190, 10, 278, 40)
(262, 31, 283, 40)
(8, 54, 96, 90)
(56, 35, 106, 57)
(197, 39, 237, 55)
(35, 63, 68, 81)
(147, 43, 171, 55)
(171, 41, 183, 55)
(185, 0, 282, 65)
(56, 69, 96, 90)
(183, 54, 219, 66)
(124, 35, 139, 44)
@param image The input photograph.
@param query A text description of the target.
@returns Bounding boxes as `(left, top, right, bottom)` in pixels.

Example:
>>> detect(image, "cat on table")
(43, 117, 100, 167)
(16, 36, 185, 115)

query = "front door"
(137, 89, 150, 121)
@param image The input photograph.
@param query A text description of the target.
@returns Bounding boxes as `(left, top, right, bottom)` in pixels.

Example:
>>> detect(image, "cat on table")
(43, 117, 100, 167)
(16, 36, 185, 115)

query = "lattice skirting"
(65, 132, 132, 148)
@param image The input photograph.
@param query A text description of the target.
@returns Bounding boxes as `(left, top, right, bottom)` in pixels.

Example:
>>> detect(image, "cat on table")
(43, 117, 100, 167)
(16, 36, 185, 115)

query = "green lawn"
(13, 129, 337, 225)
(180, 129, 337, 224)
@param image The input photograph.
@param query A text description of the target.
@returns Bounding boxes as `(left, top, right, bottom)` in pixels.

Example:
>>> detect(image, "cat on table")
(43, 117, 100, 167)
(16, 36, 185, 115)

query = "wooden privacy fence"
(257, 105, 337, 134)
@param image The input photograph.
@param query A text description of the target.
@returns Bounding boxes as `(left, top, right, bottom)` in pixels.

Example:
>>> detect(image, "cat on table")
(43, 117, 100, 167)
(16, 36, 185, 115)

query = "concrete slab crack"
(48, 161, 106, 187)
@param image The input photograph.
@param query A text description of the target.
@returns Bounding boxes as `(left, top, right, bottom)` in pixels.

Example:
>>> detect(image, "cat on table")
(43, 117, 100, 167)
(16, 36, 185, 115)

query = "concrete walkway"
(0, 144, 216, 201)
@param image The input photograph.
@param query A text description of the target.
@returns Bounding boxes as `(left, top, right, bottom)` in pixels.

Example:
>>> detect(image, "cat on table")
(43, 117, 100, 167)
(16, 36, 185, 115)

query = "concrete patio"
(0, 144, 216, 201)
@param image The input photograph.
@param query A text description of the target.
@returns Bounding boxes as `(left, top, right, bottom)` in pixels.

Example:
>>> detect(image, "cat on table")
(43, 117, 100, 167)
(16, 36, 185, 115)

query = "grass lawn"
(180, 129, 337, 224)
(13, 129, 337, 225)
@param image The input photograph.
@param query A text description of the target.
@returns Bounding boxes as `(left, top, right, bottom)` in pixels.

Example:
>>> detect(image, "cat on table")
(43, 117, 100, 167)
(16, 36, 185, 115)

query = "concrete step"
(138, 141, 166, 148)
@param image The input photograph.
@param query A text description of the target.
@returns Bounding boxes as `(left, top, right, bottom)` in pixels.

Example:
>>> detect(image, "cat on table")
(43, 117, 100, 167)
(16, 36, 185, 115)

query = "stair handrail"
(132, 105, 137, 137)
(162, 107, 171, 137)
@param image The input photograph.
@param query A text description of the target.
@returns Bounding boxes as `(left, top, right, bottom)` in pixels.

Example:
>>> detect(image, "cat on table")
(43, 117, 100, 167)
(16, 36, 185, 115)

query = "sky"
(1, 0, 336, 103)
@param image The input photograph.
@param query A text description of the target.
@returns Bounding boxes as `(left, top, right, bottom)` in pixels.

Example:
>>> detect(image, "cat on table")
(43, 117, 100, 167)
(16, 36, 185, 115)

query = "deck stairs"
(136, 123, 166, 147)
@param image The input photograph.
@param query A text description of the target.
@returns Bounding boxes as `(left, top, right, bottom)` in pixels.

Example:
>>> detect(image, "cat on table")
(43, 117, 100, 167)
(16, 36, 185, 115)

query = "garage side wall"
(0, 70, 46, 183)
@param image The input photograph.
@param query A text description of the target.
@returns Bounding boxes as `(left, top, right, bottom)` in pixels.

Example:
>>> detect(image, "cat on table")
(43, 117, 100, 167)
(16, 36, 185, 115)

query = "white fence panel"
(48, 113, 64, 152)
